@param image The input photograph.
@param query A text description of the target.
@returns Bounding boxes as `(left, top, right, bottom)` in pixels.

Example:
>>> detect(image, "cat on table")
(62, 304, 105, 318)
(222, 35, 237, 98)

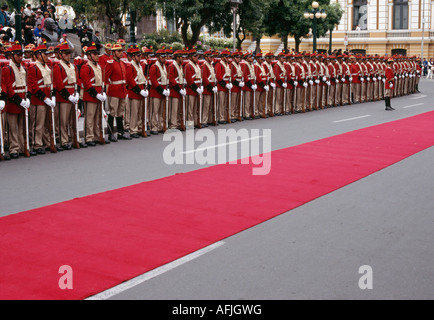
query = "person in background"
(0, 4, 9, 27)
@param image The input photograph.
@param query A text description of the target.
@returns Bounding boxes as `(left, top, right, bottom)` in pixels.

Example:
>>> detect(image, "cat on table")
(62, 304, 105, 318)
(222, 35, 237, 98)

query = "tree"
(157, 0, 231, 49)
(263, 0, 343, 53)
(63, 0, 157, 40)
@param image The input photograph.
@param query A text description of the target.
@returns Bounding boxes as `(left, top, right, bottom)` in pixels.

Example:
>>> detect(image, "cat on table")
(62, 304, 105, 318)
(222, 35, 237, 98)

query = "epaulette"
(107, 60, 114, 64)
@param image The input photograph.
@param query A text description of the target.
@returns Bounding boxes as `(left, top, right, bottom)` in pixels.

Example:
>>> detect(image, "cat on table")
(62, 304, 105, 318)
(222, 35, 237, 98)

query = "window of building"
(353, 0, 368, 31)
(393, 0, 408, 30)
(351, 49, 366, 55)
(391, 48, 407, 56)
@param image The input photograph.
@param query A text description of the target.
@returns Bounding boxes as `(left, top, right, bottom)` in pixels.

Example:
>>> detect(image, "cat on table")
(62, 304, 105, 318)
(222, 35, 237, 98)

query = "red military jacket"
(230, 61, 243, 93)
(1, 61, 28, 114)
(80, 61, 104, 103)
(201, 60, 216, 96)
(104, 58, 127, 99)
(254, 62, 267, 92)
(351, 63, 362, 84)
(385, 66, 395, 89)
(328, 63, 336, 86)
(99, 53, 112, 72)
(242, 61, 256, 92)
(184, 60, 202, 96)
(294, 62, 304, 88)
(273, 61, 286, 89)
(168, 60, 184, 99)
(126, 60, 147, 100)
(53, 60, 79, 103)
(285, 62, 295, 90)
(215, 60, 231, 92)
(149, 60, 168, 99)
(28, 61, 52, 106)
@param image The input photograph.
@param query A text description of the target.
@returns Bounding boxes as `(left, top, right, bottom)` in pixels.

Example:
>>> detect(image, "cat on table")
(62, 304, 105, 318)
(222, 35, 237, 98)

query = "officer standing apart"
(385, 57, 395, 111)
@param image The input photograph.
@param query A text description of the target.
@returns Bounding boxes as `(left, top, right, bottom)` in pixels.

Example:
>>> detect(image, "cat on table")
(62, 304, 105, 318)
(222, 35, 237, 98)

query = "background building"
(240, 0, 433, 58)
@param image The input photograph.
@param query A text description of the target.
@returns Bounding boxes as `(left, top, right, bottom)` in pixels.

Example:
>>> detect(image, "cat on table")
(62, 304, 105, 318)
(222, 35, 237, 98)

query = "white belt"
(110, 80, 126, 85)
(15, 89, 26, 93)
(64, 85, 75, 89)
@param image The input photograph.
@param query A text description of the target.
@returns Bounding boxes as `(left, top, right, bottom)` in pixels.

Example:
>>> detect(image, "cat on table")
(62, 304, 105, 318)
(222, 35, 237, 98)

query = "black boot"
(108, 115, 117, 141)
(385, 97, 394, 111)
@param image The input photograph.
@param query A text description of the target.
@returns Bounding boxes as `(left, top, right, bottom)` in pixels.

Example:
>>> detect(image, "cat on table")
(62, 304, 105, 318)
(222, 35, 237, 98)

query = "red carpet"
(1, 112, 434, 300)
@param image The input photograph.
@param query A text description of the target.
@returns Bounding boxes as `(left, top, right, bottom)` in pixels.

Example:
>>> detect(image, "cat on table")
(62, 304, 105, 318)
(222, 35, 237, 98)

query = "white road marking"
(85, 241, 226, 300)
(403, 103, 424, 109)
(182, 136, 264, 154)
(410, 94, 427, 100)
(333, 115, 371, 123)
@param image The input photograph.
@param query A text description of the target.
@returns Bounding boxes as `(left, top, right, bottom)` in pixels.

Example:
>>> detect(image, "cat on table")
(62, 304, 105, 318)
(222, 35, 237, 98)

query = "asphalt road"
(1, 79, 433, 300)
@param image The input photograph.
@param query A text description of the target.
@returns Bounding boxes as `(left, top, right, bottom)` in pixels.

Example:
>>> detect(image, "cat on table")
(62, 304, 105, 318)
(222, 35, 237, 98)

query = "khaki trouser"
(267, 88, 275, 114)
(286, 88, 294, 112)
(274, 88, 283, 114)
(0, 112, 7, 148)
(33, 104, 50, 150)
(59, 102, 74, 146)
(255, 91, 264, 117)
(243, 90, 254, 118)
(125, 97, 131, 131)
(296, 87, 305, 112)
(218, 91, 228, 122)
(151, 97, 166, 132)
(170, 97, 181, 128)
(335, 83, 342, 105)
(28, 105, 36, 147)
(108, 96, 126, 118)
(187, 95, 200, 126)
(230, 91, 240, 119)
(311, 85, 317, 109)
(328, 84, 335, 106)
(367, 80, 373, 101)
(84, 101, 102, 142)
(352, 83, 361, 103)
(6, 112, 25, 154)
(361, 81, 367, 102)
(373, 80, 379, 101)
(130, 98, 143, 134)
(203, 94, 213, 124)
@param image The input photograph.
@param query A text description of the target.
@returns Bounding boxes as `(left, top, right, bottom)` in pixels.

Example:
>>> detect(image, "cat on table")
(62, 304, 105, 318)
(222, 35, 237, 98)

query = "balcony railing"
(346, 31, 370, 38)
(386, 30, 411, 38)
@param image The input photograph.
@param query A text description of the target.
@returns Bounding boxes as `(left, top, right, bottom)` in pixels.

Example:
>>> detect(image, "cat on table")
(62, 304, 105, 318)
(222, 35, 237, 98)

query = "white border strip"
(182, 136, 264, 155)
(403, 103, 424, 109)
(85, 241, 225, 300)
(333, 115, 371, 123)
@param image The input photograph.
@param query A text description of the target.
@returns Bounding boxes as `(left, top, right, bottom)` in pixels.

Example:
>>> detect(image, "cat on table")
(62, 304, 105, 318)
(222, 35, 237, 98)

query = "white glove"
(74, 92, 80, 101)
(44, 98, 55, 108)
(378, 76, 381, 81)
(68, 95, 78, 104)
(251, 84, 257, 91)
(212, 86, 218, 93)
(270, 82, 276, 88)
(180, 89, 187, 96)
(225, 83, 233, 90)
(96, 93, 106, 102)
(264, 85, 269, 92)
(336, 79, 340, 84)
(389, 83, 394, 88)
(294, 81, 299, 87)
(140, 90, 148, 98)
(368, 77, 371, 81)
(373, 77, 377, 82)
(341, 78, 345, 83)
(349, 77, 353, 82)
(315, 79, 320, 84)
(394, 76, 397, 80)
(0, 100, 5, 111)
(360, 77, 364, 82)
(196, 87, 203, 95)
(163, 89, 170, 97)
(303, 82, 308, 88)
(51, 96, 56, 106)
(20, 99, 30, 109)
(382, 78, 386, 83)
(282, 83, 287, 89)
(322, 77, 327, 82)
(239, 81, 245, 88)
(326, 81, 331, 86)
(309, 80, 313, 86)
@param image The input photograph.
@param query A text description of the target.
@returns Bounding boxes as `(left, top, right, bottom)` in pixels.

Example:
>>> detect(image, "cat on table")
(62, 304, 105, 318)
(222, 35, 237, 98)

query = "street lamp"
(230, 0, 243, 51)
(304, 1, 327, 53)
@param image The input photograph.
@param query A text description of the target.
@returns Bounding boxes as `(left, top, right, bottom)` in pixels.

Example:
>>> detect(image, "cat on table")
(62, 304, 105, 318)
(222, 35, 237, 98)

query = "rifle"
(143, 62, 150, 136)
(72, 85, 81, 149)
(212, 86, 217, 126)
(0, 112, 4, 160)
(48, 65, 57, 152)
(262, 86, 267, 118)
(198, 79, 202, 129)
(252, 78, 256, 118)
(237, 86, 242, 121)
(292, 81, 297, 114)
(270, 84, 275, 117)
(282, 83, 286, 114)
(98, 92, 106, 144)
(227, 84, 231, 123)
(180, 79, 186, 131)
(23, 76, 30, 157)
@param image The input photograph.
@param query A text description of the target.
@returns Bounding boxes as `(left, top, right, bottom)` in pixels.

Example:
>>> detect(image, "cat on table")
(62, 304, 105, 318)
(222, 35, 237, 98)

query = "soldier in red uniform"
(104, 43, 130, 141)
(254, 52, 269, 117)
(230, 51, 244, 121)
(53, 43, 81, 150)
(201, 50, 217, 126)
(149, 49, 169, 134)
(125, 45, 149, 138)
(1, 43, 34, 159)
(385, 58, 395, 111)
(184, 48, 203, 128)
(99, 43, 112, 73)
(80, 43, 108, 146)
(273, 52, 287, 116)
(28, 44, 57, 154)
(263, 52, 276, 116)
(215, 50, 232, 124)
(168, 49, 186, 130)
